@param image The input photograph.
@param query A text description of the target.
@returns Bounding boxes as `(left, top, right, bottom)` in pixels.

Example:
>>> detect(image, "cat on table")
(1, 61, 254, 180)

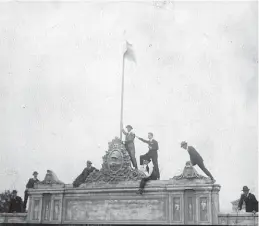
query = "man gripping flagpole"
(120, 40, 136, 140)
(119, 39, 138, 169)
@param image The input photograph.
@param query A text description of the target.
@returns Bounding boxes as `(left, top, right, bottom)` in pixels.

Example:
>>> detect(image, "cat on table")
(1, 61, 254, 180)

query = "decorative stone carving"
(170, 161, 212, 184)
(220, 218, 227, 225)
(42, 194, 51, 221)
(64, 199, 166, 222)
(53, 200, 60, 220)
(188, 197, 193, 221)
(32, 200, 40, 220)
(174, 161, 207, 179)
(173, 197, 181, 221)
(83, 137, 146, 184)
(200, 197, 208, 221)
(40, 170, 64, 185)
(231, 199, 246, 212)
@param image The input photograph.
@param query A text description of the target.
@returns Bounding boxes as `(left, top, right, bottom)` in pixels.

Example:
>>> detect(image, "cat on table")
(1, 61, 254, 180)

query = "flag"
(123, 41, 136, 63)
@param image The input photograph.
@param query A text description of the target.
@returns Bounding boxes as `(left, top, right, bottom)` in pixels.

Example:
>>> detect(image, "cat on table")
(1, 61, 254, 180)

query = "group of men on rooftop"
(2, 127, 257, 214)
(121, 124, 216, 194)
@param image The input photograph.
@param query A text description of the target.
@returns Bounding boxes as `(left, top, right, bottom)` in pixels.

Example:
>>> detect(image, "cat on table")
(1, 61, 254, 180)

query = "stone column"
(211, 185, 221, 224)
(27, 191, 43, 223)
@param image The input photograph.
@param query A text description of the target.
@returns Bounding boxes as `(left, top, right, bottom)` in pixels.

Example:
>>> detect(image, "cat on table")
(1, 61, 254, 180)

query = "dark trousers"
(23, 190, 29, 210)
(140, 174, 157, 189)
(195, 161, 214, 179)
(140, 151, 160, 179)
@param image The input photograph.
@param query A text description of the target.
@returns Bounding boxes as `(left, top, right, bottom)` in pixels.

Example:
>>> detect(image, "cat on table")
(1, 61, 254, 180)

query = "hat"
(242, 186, 250, 191)
(181, 141, 187, 147)
(12, 190, 17, 194)
(126, 125, 133, 130)
(33, 171, 38, 176)
(87, 160, 92, 164)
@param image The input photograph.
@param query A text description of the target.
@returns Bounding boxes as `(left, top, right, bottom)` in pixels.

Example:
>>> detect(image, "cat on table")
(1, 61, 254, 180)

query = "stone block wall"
(26, 180, 220, 225)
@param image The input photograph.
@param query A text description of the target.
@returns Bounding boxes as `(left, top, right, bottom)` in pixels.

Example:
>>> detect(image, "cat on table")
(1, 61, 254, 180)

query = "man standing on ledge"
(23, 171, 39, 211)
(238, 186, 258, 213)
(137, 132, 160, 180)
(181, 141, 215, 183)
(122, 125, 138, 169)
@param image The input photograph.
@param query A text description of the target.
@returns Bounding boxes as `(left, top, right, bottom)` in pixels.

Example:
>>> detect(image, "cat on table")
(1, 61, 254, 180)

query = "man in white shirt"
(136, 158, 157, 195)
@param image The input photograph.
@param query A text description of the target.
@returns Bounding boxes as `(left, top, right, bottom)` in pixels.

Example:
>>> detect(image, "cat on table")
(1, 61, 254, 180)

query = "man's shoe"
(211, 178, 216, 184)
(136, 189, 143, 195)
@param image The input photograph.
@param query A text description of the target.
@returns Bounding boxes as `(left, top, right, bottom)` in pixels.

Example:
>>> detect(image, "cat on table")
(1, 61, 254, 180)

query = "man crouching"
(136, 158, 157, 195)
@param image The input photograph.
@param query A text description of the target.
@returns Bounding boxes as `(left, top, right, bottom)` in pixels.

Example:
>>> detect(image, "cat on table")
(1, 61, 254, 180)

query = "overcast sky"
(0, 1, 257, 212)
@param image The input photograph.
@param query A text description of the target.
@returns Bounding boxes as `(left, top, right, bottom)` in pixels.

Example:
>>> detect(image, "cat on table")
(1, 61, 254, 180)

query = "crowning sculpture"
(40, 170, 64, 185)
(82, 137, 146, 185)
(171, 161, 212, 184)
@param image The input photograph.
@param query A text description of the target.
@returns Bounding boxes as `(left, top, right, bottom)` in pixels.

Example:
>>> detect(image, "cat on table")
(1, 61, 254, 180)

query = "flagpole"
(120, 53, 125, 140)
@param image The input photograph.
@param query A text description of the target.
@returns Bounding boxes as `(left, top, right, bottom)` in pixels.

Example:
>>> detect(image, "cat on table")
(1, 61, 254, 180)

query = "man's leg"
(140, 177, 150, 189)
(137, 177, 150, 194)
(132, 154, 138, 169)
(150, 152, 160, 179)
(198, 161, 214, 180)
(128, 148, 138, 169)
(23, 190, 29, 211)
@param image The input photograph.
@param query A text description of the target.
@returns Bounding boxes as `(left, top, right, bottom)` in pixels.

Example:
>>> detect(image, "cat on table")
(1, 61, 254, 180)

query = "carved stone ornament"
(40, 170, 64, 184)
(83, 137, 146, 184)
(171, 161, 212, 184)
(173, 161, 208, 179)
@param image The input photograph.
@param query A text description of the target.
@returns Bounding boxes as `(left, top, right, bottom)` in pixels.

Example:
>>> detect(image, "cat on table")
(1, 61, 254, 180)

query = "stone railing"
(218, 212, 258, 225)
(0, 213, 27, 224)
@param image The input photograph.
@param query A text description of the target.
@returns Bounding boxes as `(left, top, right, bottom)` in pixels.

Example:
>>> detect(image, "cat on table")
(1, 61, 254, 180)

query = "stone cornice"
(28, 180, 221, 195)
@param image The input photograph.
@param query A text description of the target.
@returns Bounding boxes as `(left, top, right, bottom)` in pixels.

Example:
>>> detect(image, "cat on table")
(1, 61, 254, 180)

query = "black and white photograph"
(0, 0, 258, 225)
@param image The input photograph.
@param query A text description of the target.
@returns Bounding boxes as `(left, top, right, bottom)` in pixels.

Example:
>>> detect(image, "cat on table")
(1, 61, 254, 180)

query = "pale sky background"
(0, 1, 257, 212)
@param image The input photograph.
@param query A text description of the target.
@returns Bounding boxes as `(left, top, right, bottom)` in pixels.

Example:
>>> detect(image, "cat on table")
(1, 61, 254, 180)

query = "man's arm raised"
(136, 136, 149, 144)
(121, 128, 127, 135)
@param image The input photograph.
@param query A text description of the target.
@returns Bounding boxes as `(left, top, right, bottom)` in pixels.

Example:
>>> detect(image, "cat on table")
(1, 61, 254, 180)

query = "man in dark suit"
(23, 171, 39, 211)
(73, 160, 99, 187)
(181, 141, 215, 182)
(9, 190, 23, 213)
(238, 186, 258, 213)
(137, 132, 160, 180)
(122, 125, 138, 169)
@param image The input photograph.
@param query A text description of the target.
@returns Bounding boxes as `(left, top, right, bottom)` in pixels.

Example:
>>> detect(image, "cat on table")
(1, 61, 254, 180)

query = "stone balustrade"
(0, 213, 27, 224)
(218, 212, 258, 225)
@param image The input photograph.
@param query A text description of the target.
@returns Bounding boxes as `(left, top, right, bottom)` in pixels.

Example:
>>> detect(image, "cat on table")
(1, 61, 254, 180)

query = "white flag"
(123, 41, 136, 63)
